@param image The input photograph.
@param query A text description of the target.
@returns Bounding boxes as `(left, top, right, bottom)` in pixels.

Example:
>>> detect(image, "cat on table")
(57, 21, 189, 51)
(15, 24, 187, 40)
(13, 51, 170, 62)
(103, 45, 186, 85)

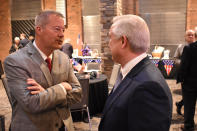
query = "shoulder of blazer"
(126, 56, 150, 79)
(54, 49, 70, 59)
(189, 41, 197, 48)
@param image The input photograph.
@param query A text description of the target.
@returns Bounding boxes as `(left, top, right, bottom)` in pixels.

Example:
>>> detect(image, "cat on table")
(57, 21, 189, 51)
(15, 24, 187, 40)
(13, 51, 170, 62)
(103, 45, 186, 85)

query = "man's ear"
(121, 36, 127, 48)
(35, 26, 42, 35)
(122, 36, 124, 44)
(36, 26, 41, 31)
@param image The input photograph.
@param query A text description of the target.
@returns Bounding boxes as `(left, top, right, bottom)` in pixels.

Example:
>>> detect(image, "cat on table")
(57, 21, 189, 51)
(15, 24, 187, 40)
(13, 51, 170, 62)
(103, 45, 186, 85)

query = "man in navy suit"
(177, 27, 197, 131)
(99, 15, 172, 131)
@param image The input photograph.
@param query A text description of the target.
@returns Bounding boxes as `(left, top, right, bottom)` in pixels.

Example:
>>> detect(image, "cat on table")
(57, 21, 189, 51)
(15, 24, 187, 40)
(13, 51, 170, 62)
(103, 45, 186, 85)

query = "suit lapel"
(27, 43, 53, 87)
(51, 50, 61, 85)
(103, 77, 132, 114)
(103, 57, 150, 115)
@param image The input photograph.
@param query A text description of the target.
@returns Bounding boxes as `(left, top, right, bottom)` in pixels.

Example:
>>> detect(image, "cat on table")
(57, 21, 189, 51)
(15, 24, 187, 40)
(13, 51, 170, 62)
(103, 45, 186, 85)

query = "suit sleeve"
(66, 62, 82, 106)
(4, 56, 69, 113)
(128, 81, 171, 131)
(177, 45, 190, 83)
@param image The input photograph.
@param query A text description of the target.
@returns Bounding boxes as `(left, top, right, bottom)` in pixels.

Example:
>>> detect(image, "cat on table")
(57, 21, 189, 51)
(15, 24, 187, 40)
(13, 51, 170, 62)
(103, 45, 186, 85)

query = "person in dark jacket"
(19, 33, 30, 47)
(174, 29, 195, 116)
(177, 28, 197, 130)
(9, 37, 23, 54)
(99, 15, 172, 131)
(61, 39, 73, 59)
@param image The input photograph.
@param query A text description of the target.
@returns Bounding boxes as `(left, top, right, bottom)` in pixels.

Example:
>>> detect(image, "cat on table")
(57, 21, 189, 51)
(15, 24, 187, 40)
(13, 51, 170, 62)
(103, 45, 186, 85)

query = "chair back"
(70, 78, 89, 110)
(108, 63, 121, 87)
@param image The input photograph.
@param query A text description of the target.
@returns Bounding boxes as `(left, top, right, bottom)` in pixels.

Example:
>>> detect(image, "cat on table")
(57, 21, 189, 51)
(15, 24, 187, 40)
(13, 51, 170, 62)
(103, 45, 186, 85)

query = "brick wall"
(186, 0, 197, 30)
(100, 0, 138, 79)
(99, 0, 116, 79)
(64, 0, 83, 56)
(0, 0, 12, 61)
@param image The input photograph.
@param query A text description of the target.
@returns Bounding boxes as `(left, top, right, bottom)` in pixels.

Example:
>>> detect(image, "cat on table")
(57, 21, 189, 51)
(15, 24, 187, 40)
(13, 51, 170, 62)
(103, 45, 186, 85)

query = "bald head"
(185, 29, 195, 44)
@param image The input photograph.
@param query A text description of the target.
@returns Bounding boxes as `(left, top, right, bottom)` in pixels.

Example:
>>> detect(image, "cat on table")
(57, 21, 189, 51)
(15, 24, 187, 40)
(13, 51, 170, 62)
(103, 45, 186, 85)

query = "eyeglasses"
(49, 26, 65, 33)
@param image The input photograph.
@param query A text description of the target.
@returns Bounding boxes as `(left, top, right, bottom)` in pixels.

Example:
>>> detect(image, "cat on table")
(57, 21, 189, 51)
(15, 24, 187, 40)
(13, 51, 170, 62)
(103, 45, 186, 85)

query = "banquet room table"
(75, 73, 108, 115)
(150, 58, 177, 79)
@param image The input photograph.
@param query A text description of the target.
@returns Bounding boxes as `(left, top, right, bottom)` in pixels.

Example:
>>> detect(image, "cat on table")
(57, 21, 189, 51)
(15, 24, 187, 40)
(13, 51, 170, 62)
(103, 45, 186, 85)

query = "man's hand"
(61, 82, 72, 91)
(27, 78, 45, 95)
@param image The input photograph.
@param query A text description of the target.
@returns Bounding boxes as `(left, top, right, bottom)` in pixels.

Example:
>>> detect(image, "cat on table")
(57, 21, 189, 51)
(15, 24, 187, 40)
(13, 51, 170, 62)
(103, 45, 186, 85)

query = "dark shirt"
(9, 44, 23, 54)
(60, 43, 73, 58)
(20, 38, 30, 47)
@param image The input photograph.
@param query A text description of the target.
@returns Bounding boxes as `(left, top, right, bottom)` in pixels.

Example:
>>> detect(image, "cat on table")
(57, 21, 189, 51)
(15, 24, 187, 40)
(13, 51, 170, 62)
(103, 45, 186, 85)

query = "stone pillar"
(99, 0, 138, 79)
(99, 0, 116, 79)
(186, 0, 197, 30)
(0, 0, 12, 61)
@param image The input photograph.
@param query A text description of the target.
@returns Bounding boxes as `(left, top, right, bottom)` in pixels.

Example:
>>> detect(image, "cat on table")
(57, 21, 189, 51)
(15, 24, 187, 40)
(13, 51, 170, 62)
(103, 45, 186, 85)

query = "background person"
(177, 27, 197, 131)
(61, 39, 73, 59)
(29, 29, 35, 43)
(60, 39, 84, 73)
(174, 29, 195, 116)
(9, 37, 23, 54)
(19, 33, 30, 47)
(99, 15, 172, 131)
(4, 10, 82, 131)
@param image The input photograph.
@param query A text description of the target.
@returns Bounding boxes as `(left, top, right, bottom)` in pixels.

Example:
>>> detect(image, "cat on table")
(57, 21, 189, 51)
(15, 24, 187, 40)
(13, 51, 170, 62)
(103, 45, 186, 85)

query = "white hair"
(111, 15, 150, 53)
(14, 37, 20, 41)
(185, 29, 195, 35)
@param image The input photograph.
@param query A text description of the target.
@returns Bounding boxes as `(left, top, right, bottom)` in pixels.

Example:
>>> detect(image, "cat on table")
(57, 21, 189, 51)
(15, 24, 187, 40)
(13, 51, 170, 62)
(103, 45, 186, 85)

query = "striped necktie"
(112, 72, 123, 93)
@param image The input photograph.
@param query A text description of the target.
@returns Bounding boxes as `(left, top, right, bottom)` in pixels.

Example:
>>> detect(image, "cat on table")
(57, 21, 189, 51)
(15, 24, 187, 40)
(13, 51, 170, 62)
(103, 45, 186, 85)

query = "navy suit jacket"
(177, 41, 197, 91)
(99, 57, 172, 131)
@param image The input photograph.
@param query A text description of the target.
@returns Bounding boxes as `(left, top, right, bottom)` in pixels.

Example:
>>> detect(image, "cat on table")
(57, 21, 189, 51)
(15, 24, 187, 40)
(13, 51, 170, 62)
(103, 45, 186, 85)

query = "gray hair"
(35, 10, 64, 27)
(14, 37, 20, 41)
(111, 15, 150, 53)
(185, 29, 195, 35)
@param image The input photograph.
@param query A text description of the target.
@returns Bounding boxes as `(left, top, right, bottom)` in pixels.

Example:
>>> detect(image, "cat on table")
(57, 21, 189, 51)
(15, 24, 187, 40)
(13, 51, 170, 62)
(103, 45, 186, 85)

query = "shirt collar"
(33, 41, 53, 60)
(121, 53, 147, 79)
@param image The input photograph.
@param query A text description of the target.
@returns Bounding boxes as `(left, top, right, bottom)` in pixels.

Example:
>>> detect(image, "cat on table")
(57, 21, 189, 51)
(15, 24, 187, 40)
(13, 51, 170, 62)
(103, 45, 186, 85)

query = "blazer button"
(55, 123, 59, 127)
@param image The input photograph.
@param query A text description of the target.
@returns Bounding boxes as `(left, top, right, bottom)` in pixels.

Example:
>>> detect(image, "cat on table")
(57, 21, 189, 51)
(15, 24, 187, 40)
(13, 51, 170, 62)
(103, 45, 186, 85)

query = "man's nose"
(58, 31, 64, 37)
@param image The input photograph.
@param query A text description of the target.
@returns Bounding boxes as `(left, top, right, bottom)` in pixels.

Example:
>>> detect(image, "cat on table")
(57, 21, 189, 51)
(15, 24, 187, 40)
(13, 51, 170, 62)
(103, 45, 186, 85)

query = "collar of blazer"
(27, 42, 53, 87)
(102, 56, 150, 115)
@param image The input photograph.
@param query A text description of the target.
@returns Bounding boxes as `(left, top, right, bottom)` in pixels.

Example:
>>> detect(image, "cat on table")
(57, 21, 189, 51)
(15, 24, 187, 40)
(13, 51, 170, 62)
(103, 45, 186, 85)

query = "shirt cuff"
(58, 84, 67, 95)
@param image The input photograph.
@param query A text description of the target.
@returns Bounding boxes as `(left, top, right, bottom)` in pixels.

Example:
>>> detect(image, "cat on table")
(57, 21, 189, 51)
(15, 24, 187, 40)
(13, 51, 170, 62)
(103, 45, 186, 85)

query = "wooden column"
(41, 0, 56, 10)
(0, 0, 12, 61)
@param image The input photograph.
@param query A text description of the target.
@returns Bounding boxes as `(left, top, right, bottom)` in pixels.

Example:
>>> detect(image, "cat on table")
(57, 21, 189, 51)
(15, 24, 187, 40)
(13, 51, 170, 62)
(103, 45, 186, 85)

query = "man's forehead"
(47, 15, 65, 25)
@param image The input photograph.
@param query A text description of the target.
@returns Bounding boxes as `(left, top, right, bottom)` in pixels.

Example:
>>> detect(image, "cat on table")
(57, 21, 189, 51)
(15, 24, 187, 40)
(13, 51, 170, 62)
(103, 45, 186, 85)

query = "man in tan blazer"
(4, 10, 82, 131)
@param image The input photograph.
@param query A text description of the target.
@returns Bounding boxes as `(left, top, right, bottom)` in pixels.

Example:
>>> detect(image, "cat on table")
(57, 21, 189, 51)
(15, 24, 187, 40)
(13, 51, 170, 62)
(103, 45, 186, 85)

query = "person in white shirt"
(4, 10, 82, 131)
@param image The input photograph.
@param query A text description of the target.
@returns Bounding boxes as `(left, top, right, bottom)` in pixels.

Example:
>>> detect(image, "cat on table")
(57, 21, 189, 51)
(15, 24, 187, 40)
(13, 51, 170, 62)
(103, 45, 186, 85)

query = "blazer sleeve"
(66, 62, 82, 106)
(177, 45, 191, 83)
(128, 81, 171, 131)
(4, 57, 69, 113)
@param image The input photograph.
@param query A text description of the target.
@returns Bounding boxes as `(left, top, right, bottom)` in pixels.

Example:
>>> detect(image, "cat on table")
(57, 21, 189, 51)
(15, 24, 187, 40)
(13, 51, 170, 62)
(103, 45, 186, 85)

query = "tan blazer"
(4, 43, 82, 131)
